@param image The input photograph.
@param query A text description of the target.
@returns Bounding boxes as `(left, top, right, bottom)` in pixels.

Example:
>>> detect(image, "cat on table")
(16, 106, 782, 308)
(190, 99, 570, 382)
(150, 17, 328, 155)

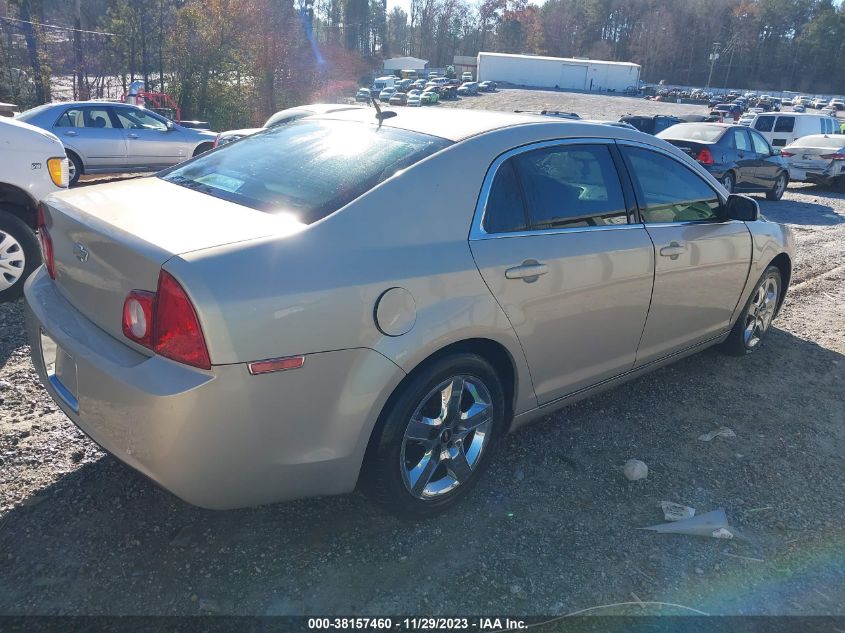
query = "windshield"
(657, 124, 725, 142)
(160, 120, 450, 224)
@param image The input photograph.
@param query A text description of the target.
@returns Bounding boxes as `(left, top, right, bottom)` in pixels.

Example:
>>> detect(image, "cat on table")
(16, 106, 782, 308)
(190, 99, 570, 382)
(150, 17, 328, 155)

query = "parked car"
(751, 112, 841, 148)
(379, 87, 397, 102)
(396, 79, 414, 93)
(737, 113, 756, 126)
(420, 89, 439, 105)
(828, 98, 845, 111)
(389, 92, 408, 106)
(793, 104, 807, 113)
(372, 76, 396, 94)
(355, 88, 372, 102)
(457, 82, 479, 96)
(441, 85, 458, 100)
(811, 98, 827, 110)
(781, 134, 845, 190)
(17, 101, 217, 186)
(411, 79, 427, 91)
(478, 81, 497, 92)
(795, 96, 812, 107)
(710, 104, 742, 121)
(619, 115, 683, 135)
(27, 110, 794, 517)
(213, 103, 364, 148)
(407, 93, 422, 107)
(461, 71, 473, 81)
(0, 116, 68, 301)
(657, 122, 789, 199)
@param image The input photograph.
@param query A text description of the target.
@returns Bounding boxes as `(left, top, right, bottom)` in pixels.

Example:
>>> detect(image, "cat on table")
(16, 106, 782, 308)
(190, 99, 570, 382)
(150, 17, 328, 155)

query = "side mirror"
(771, 147, 781, 156)
(166, 120, 175, 131)
(724, 194, 759, 222)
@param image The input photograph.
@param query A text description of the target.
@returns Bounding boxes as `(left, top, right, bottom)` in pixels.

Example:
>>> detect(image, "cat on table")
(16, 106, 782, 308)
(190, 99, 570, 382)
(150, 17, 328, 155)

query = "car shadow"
(1, 326, 843, 615)
(755, 185, 845, 226)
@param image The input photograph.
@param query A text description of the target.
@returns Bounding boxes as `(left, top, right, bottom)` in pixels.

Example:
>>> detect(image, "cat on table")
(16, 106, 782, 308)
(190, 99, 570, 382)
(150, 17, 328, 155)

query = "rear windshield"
(657, 124, 724, 143)
(160, 120, 450, 224)
(789, 136, 844, 149)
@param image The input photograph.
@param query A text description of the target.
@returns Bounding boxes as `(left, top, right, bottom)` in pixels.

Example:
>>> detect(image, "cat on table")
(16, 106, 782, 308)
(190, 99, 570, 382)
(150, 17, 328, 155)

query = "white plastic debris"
(639, 508, 737, 539)
(661, 501, 696, 522)
(623, 459, 648, 481)
(698, 426, 737, 442)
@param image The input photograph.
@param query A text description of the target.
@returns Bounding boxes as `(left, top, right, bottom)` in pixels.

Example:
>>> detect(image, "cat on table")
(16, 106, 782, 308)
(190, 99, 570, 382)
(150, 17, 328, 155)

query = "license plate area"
(40, 329, 79, 412)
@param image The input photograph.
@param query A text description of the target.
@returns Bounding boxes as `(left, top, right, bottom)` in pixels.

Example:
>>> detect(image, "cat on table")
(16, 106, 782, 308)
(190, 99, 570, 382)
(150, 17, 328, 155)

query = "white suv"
(0, 116, 68, 301)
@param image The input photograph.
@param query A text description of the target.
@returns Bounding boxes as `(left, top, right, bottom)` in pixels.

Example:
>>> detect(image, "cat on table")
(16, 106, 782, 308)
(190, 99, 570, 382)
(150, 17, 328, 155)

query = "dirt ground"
(1, 90, 844, 618)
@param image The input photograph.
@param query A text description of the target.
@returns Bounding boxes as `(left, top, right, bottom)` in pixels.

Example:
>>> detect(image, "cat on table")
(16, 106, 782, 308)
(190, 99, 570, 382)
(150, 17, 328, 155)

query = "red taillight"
(36, 203, 55, 279)
(122, 290, 155, 347)
(122, 270, 211, 370)
(780, 151, 795, 157)
(820, 153, 845, 160)
(696, 147, 715, 165)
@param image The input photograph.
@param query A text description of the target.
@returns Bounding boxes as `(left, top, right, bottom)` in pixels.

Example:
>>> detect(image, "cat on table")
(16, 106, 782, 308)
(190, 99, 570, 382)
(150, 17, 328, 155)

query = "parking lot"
(1, 90, 844, 618)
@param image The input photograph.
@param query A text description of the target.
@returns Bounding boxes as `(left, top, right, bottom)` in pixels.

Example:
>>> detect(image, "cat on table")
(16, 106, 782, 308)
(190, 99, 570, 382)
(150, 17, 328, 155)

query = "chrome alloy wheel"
(67, 159, 77, 182)
(743, 274, 779, 349)
(400, 375, 493, 499)
(0, 230, 26, 291)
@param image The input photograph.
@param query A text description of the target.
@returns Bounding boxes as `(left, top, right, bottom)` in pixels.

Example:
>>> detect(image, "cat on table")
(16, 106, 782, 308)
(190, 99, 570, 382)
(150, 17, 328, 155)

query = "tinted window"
(483, 160, 527, 233)
(623, 147, 720, 223)
(161, 120, 450, 224)
(774, 116, 795, 133)
(749, 130, 771, 155)
(512, 145, 627, 229)
(754, 116, 775, 132)
(729, 128, 751, 151)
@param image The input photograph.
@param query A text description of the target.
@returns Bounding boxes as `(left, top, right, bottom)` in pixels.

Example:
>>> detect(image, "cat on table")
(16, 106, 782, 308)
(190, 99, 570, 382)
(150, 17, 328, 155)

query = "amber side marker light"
(248, 356, 305, 376)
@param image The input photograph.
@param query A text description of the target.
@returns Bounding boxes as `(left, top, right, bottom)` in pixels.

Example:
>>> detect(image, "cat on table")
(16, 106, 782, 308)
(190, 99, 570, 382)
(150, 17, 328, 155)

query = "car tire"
(193, 143, 213, 157)
(0, 211, 41, 303)
(721, 172, 735, 193)
(66, 151, 82, 187)
(766, 172, 788, 200)
(721, 265, 782, 356)
(362, 353, 507, 518)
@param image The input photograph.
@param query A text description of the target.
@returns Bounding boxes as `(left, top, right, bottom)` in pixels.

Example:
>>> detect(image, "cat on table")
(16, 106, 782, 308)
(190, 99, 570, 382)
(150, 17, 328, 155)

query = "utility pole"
(705, 41, 720, 91)
(723, 37, 737, 93)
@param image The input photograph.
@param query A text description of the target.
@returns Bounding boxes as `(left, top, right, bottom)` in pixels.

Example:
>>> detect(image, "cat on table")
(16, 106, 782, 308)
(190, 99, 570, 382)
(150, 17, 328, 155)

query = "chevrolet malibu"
(25, 109, 794, 517)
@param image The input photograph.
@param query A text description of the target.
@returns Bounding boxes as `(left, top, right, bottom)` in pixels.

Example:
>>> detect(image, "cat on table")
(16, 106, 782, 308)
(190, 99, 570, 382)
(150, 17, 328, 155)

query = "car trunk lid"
(42, 176, 304, 345)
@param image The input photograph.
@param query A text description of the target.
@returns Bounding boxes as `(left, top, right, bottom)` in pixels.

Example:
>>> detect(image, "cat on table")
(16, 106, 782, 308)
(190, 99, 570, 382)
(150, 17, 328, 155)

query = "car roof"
(311, 107, 667, 143)
(786, 134, 845, 144)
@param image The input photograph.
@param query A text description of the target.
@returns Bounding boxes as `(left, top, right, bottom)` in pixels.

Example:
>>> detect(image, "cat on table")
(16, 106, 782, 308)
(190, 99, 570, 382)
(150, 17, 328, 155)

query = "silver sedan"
(25, 108, 794, 517)
(17, 101, 217, 185)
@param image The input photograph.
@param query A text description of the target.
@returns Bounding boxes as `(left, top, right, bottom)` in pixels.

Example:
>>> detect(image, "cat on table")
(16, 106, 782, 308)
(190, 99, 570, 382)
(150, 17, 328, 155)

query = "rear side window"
(774, 117, 795, 133)
(512, 145, 627, 229)
(728, 128, 751, 151)
(622, 147, 720, 224)
(483, 160, 527, 233)
(160, 120, 450, 224)
(754, 116, 775, 132)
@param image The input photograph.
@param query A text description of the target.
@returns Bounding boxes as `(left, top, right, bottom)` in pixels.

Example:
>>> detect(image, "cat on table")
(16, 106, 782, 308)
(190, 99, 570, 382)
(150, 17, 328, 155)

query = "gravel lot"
(1, 90, 844, 618)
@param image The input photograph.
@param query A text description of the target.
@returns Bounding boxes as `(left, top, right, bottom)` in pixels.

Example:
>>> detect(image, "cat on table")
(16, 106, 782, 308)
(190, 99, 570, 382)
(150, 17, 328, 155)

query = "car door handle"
(659, 242, 687, 259)
(64, 130, 77, 137)
(127, 133, 139, 139)
(505, 261, 548, 281)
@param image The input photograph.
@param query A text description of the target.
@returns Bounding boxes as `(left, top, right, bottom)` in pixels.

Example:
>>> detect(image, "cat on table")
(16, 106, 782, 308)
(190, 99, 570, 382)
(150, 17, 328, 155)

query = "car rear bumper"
(24, 267, 404, 509)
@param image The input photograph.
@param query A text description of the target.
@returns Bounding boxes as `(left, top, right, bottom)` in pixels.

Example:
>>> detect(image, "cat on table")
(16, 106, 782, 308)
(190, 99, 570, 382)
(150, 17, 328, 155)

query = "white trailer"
(477, 52, 640, 93)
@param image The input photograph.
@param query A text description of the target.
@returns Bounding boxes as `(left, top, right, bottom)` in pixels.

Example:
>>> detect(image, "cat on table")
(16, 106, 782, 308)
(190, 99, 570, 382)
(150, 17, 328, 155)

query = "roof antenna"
(371, 96, 397, 127)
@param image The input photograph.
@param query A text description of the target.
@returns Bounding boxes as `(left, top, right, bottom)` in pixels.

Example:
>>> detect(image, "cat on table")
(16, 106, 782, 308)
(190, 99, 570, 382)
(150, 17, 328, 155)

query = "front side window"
(623, 147, 720, 224)
(512, 144, 627, 229)
(114, 108, 169, 131)
(160, 120, 450, 225)
(749, 130, 771, 155)
(774, 116, 795, 133)
(754, 116, 775, 132)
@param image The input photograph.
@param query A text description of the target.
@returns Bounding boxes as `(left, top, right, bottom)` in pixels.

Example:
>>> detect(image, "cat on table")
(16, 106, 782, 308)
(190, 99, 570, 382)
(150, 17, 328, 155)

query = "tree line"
(1, 0, 844, 130)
